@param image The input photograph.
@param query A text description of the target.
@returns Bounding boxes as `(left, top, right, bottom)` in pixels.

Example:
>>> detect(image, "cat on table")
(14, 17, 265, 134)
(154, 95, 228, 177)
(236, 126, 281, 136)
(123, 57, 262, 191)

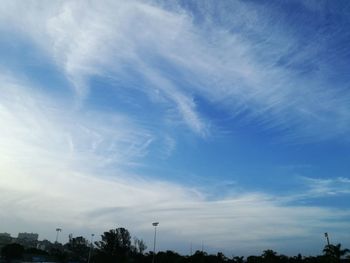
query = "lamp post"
(87, 234, 94, 263)
(152, 222, 159, 263)
(324, 232, 330, 246)
(55, 228, 62, 243)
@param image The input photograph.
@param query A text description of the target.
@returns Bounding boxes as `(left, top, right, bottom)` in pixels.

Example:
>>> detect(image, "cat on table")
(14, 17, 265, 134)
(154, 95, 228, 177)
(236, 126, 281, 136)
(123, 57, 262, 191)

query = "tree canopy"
(1, 227, 349, 263)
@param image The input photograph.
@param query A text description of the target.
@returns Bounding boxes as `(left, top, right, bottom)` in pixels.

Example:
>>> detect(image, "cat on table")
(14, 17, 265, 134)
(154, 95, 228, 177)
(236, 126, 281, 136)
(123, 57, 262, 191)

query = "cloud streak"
(0, 74, 349, 255)
(1, 0, 350, 138)
(301, 177, 350, 197)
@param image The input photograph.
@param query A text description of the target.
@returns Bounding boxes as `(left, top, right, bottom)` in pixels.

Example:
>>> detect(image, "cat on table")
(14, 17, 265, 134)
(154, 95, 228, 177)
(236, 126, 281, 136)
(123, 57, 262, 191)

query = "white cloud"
(0, 72, 154, 188)
(2, 0, 349, 139)
(301, 177, 350, 197)
(0, 74, 349, 255)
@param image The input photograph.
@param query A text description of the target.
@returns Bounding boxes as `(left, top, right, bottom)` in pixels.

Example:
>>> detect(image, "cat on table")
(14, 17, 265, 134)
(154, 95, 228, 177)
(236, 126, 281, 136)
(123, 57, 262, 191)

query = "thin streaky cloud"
(0, 72, 154, 172)
(0, 72, 349, 255)
(301, 177, 350, 197)
(1, 0, 349, 138)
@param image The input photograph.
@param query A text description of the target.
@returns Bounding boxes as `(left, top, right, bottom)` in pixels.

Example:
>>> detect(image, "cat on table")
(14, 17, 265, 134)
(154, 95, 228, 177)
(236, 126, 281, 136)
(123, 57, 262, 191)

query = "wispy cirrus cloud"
(301, 177, 350, 197)
(1, 73, 349, 255)
(1, 0, 350, 139)
(270, 176, 350, 205)
(0, 72, 153, 174)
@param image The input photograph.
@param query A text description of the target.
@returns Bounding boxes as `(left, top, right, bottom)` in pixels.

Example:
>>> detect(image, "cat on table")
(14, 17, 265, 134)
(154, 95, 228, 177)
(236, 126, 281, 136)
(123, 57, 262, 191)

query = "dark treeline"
(1, 227, 349, 263)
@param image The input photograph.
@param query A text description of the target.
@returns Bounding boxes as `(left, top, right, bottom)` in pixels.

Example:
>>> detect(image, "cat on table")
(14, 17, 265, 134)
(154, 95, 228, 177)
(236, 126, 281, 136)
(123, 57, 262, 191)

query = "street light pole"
(55, 228, 62, 243)
(324, 232, 330, 246)
(152, 222, 159, 263)
(87, 233, 94, 263)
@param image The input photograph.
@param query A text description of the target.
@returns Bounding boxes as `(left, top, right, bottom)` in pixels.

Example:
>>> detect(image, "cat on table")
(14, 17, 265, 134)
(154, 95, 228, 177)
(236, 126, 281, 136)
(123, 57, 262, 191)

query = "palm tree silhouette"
(323, 243, 350, 262)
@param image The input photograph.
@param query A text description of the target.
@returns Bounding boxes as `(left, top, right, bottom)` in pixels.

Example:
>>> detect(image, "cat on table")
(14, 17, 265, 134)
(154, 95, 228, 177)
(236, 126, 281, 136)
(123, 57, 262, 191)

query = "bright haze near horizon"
(0, 0, 350, 257)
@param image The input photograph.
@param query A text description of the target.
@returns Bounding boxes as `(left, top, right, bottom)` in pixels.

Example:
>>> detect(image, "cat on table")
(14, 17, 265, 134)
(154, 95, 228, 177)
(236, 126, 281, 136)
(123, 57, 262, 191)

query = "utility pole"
(152, 222, 159, 263)
(87, 233, 94, 263)
(55, 228, 62, 243)
(324, 232, 330, 246)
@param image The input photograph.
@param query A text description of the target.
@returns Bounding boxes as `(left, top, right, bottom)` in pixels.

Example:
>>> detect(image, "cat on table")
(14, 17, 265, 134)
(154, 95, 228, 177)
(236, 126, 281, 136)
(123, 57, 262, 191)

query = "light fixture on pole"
(87, 233, 94, 263)
(324, 232, 330, 246)
(55, 228, 62, 243)
(152, 222, 159, 263)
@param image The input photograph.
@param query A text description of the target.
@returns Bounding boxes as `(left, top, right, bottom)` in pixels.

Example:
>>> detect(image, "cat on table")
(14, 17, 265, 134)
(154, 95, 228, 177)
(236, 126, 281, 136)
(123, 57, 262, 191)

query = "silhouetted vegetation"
(1, 227, 349, 262)
(323, 243, 350, 263)
(1, 243, 24, 261)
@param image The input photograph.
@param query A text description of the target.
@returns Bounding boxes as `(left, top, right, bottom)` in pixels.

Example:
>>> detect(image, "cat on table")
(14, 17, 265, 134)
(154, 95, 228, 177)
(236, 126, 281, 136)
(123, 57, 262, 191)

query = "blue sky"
(0, 0, 350, 257)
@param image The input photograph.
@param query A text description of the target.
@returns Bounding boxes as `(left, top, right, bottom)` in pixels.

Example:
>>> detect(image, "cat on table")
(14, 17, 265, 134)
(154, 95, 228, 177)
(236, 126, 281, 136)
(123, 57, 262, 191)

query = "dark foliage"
(2, 227, 349, 263)
(1, 243, 24, 261)
(25, 247, 48, 255)
(64, 236, 90, 262)
(94, 227, 132, 263)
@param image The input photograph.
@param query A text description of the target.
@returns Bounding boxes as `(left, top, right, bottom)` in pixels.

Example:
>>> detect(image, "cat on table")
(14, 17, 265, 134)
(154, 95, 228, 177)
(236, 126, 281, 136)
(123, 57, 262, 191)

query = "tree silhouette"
(262, 249, 278, 263)
(3, 226, 350, 263)
(133, 237, 147, 254)
(217, 252, 228, 262)
(95, 227, 132, 263)
(156, 250, 184, 263)
(247, 255, 263, 263)
(1, 243, 24, 261)
(65, 235, 90, 262)
(323, 243, 349, 262)
(232, 255, 244, 263)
